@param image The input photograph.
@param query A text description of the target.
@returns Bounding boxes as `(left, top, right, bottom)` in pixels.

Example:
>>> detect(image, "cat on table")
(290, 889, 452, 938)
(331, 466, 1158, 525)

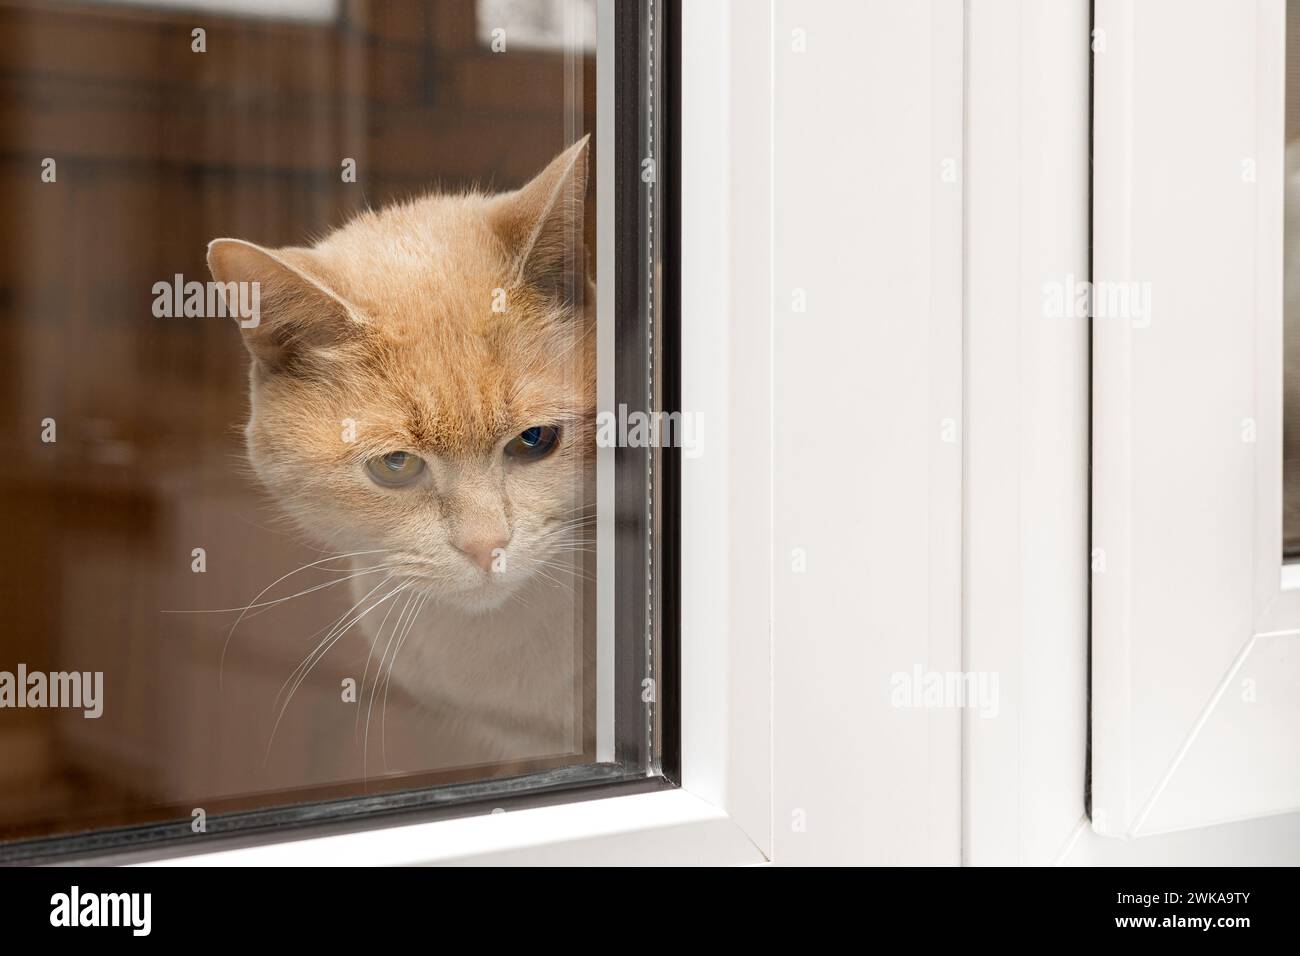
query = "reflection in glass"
(0, 0, 648, 848)
(1286, 1, 1300, 555)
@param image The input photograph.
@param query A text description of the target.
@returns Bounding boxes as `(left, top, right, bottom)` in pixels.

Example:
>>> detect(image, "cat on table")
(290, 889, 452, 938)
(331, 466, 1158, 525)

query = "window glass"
(0, 0, 668, 855)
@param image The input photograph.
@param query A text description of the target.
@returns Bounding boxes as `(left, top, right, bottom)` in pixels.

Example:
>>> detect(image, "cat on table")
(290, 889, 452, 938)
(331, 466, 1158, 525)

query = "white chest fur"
(349, 568, 590, 769)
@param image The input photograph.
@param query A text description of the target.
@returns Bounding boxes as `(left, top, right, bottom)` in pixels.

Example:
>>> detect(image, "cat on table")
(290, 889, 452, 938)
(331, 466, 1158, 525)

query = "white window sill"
(135, 789, 767, 867)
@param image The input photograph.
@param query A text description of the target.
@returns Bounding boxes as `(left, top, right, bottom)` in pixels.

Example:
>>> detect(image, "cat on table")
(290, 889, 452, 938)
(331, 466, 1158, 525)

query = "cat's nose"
(453, 535, 510, 573)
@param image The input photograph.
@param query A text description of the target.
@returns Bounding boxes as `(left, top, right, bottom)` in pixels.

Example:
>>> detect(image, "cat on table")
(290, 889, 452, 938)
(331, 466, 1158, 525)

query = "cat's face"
(208, 139, 594, 613)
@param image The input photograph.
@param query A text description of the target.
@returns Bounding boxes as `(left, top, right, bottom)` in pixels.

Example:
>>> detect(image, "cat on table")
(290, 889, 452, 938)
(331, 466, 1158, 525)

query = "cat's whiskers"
(511, 517, 598, 591)
(524, 566, 571, 591)
(364, 590, 426, 779)
(537, 519, 595, 539)
(510, 554, 593, 591)
(265, 573, 401, 764)
(379, 592, 429, 774)
(271, 573, 396, 723)
(363, 589, 416, 755)
(217, 548, 394, 692)
(544, 507, 596, 524)
(171, 563, 397, 620)
(355, 583, 412, 741)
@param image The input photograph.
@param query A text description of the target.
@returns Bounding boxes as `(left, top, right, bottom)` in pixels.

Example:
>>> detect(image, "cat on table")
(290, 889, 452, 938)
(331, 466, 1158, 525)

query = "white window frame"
(961, 0, 1300, 864)
(1091, 0, 1300, 838)
(961, 0, 1093, 866)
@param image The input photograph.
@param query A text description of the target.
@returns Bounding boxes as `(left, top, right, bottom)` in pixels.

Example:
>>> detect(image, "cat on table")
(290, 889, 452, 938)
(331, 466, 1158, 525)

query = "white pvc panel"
(1092, 0, 1300, 837)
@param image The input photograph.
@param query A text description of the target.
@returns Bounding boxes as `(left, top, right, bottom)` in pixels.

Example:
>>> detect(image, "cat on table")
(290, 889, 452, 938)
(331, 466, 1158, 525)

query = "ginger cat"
(208, 139, 596, 771)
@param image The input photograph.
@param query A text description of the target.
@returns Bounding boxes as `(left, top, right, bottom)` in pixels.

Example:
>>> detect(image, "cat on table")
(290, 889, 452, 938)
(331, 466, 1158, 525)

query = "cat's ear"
(206, 238, 364, 371)
(489, 135, 589, 302)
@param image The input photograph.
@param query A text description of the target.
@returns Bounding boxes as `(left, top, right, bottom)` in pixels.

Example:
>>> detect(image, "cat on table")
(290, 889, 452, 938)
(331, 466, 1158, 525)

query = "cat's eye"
(365, 451, 426, 487)
(504, 426, 560, 461)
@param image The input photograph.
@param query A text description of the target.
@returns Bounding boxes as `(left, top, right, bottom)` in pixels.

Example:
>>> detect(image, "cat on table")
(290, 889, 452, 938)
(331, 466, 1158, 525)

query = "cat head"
(207, 138, 594, 613)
